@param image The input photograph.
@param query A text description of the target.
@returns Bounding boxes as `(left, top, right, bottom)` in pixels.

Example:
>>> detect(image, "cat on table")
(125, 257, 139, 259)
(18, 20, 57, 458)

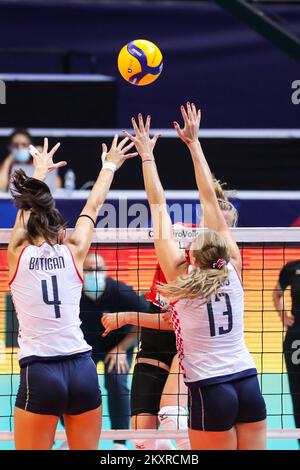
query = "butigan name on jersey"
(29, 256, 66, 271)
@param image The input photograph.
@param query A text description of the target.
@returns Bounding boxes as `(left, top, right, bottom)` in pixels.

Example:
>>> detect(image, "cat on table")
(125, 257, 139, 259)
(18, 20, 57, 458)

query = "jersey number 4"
(207, 293, 233, 337)
(41, 275, 61, 318)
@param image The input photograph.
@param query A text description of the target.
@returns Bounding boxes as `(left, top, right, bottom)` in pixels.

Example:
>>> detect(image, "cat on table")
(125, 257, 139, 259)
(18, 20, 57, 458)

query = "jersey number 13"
(207, 293, 233, 337)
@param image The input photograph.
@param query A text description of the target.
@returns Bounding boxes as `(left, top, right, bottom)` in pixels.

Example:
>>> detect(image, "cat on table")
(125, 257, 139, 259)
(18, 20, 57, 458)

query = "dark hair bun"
(10, 169, 66, 244)
(10, 169, 54, 212)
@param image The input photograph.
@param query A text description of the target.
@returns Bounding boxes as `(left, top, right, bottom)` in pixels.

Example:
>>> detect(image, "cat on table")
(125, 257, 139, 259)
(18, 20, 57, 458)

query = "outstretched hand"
(101, 134, 138, 170)
(29, 137, 66, 174)
(174, 102, 201, 145)
(122, 113, 160, 160)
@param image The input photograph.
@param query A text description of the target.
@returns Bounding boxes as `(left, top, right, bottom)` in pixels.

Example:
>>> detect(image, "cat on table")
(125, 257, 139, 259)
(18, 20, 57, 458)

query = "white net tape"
(1, 429, 300, 442)
(1, 227, 300, 244)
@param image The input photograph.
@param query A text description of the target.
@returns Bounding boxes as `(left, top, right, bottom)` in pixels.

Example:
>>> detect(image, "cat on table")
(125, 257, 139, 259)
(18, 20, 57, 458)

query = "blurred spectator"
(0, 128, 62, 192)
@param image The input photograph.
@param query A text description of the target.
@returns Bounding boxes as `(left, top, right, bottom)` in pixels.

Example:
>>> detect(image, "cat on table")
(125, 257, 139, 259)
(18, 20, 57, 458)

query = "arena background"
(0, 0, 300, 451)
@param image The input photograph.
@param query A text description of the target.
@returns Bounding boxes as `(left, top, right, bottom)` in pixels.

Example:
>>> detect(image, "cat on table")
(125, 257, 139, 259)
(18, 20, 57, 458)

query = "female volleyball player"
(102, 185, 237, 451)
(8, 135, 137, 450)
(105, 103, 267, 450)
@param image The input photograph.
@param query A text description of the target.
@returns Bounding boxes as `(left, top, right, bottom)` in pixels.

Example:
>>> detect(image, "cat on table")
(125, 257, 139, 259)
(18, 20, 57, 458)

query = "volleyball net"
(1, 227, 300, 448)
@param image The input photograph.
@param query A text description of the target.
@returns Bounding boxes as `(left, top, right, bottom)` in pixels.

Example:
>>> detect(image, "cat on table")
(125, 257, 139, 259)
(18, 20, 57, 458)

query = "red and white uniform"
(146, 223, 196, 306)
(9, 243, 91, 364)
(146, 263, 167, 307)
(170, 262, 256, 385)
(146, 250, 191, 308)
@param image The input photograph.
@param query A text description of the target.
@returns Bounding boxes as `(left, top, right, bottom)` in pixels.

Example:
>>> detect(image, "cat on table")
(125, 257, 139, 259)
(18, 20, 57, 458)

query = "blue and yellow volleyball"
(117, 39, 163, 86)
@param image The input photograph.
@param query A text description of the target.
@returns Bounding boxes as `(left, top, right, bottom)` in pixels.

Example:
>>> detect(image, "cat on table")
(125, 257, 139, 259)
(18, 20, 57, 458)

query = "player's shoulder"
(8, 240, 30, 259)
(228, 260, 242, 281)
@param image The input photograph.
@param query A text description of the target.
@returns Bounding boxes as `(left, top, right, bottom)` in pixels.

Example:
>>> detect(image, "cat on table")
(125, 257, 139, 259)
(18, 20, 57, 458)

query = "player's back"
(174, 262, 256, 384)
(10, 242, 91, 364)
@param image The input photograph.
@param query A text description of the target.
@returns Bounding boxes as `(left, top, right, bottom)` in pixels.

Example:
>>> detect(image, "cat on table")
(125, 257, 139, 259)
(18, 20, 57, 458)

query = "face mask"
(12, 148, 30, 163)
(83, 271, 106, 301)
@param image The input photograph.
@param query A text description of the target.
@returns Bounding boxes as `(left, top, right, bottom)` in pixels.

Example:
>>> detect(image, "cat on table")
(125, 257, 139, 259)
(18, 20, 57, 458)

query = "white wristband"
(102, 162, 116, 172)
(101, 151, 116, 173)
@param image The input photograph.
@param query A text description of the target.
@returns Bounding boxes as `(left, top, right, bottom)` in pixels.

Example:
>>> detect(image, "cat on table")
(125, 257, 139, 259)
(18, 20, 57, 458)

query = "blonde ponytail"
(213, 177, 228, 201)
(158, 265, 229, 303)
(157, 230, 231, 303)
(213, 177, 238, 228)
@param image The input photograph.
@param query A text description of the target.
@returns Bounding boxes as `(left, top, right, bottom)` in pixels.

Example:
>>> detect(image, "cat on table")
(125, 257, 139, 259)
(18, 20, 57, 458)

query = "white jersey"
(172, 262, 256, 384)
(9, 243, 91, 364)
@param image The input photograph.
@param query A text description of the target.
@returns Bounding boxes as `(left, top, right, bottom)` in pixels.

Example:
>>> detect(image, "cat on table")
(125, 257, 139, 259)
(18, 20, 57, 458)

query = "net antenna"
(214, 0, 300, 62)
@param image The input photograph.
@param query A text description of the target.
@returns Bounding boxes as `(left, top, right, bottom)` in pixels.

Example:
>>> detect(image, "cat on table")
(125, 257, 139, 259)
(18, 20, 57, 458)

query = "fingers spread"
(131, 117, 140, 135)
(102, 142, 108, 154)
(122, 141, 135, 154)
(43, 137, 48, 153)
(138, 113, 145, 132)
(187, 101, 193, 120)
(112, 133, 119, 149)
(124, 152, 138, 159)
(145, 114, 151, 133)
(117, 136, 129, 150)
(49, 161, 67, 170)
(54, 161, 67, 168)
(122, 130, 136, 142)
(173, 121, 184, 137)
(191, 102, 198, 119)
(180, 104, 189, 124)
(151, 133, 161, 146)
(49, 142, 61, 157)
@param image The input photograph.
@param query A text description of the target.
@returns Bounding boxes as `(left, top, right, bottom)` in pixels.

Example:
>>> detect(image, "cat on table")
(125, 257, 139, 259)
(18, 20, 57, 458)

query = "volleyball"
(117, 39, 163, 86)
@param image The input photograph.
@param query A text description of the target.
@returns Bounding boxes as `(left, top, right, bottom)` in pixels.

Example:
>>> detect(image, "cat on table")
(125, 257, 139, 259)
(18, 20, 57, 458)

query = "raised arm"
(8, 138, 64, 254)
(123, 115, 186, 282)
(67, 135, 137, 265)
(174, 103, 241, 272)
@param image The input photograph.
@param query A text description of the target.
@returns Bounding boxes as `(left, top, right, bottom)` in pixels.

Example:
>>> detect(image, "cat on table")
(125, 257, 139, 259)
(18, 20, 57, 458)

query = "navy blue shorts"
(15, 352, 102, 416)
(187, 374, 266, 431)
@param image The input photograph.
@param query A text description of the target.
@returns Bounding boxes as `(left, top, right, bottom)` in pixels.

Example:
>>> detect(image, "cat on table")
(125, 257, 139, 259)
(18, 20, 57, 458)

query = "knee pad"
(158, 405, 188, 429)
(132, 438, 157, 451)
(158, 406, 190, 450)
